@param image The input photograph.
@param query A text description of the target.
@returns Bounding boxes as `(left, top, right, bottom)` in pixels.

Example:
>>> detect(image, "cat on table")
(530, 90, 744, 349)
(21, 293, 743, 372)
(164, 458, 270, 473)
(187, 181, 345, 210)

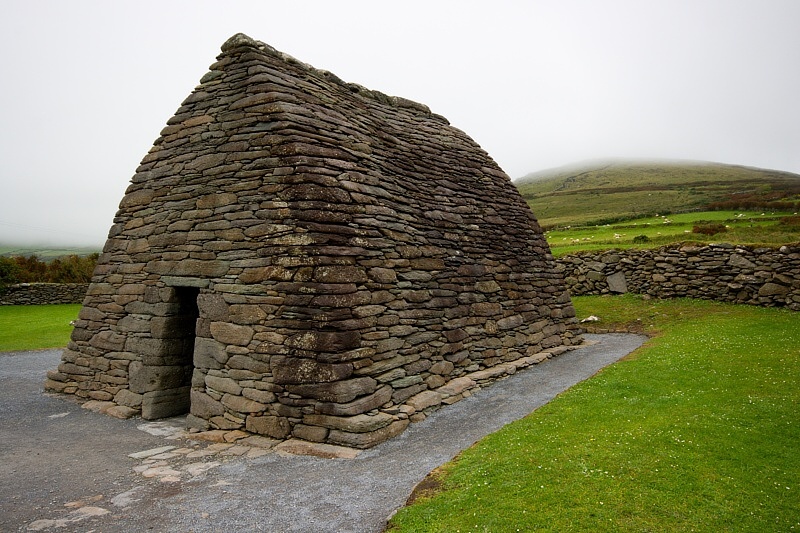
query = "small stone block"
(186, 449, 218, 459)
(171, 448, 195, 455)
(141, 465, 182, 479)
(133, 461, 163, 473)
(246, 448, 272, 458)
(182, 461, 221, 477)
(81, 400, 117, 413)
(223, 430, 250, 442)
(106, 405, 139, 419)
(149, 452, 180, 460)
(273, 439, 361, 459)
(189, 430, 229, 443)
(206, 442, 234, 452)
(436, 376, 476, 397)
(128, 446, 177, 459)
(221, 445, 251, 456)
(239, 435, 279, 449)
(406, 390, 442, 411)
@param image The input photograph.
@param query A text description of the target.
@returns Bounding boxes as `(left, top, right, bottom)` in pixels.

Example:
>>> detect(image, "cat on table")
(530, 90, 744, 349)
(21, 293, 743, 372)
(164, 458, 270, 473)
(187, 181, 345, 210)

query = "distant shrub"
(778, 215, 800, 228)
(0, 254, 98, 285)
(0, 257, 21, 289)
(45, 254, 99, 283)
(692, 223, 728, 236)
(632, 235, 651, 243)
(13, 255, 47, 282)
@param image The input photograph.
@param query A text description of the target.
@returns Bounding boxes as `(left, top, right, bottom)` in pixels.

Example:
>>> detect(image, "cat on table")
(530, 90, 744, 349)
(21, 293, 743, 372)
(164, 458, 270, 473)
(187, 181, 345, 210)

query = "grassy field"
(516, 159, 800, 229)
(0, 245, 100, 259)
(544, 210, 800, 256)
(0, 304, 80, 352)
(388, 296, 800, 532)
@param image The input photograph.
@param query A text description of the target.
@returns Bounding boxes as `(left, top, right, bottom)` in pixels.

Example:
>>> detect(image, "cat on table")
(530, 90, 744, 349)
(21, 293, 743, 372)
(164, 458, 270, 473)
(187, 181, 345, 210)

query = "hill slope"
(0, 245, 100, 259)
(515, 159, 800, 228)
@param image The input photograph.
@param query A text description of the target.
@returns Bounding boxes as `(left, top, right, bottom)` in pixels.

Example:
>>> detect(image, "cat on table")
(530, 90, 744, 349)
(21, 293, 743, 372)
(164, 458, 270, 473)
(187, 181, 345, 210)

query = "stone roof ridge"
(219, 32, 438, 119)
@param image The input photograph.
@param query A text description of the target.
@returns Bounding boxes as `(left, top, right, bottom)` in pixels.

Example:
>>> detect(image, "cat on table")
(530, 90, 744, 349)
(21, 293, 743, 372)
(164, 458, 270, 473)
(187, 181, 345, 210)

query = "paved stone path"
(0, 333, 645, 532)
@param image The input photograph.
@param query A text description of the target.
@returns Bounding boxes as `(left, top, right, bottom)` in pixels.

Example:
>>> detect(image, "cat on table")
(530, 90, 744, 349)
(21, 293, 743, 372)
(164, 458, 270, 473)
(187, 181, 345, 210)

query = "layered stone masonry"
(46, 34, 580, 449)
(558, 243, 800, 310)
(0, 283, 89, 305)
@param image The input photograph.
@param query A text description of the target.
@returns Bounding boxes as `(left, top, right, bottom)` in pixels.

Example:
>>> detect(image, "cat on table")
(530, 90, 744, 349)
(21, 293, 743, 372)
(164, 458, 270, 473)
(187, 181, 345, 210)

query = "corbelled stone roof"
(47, 34, 581, 449)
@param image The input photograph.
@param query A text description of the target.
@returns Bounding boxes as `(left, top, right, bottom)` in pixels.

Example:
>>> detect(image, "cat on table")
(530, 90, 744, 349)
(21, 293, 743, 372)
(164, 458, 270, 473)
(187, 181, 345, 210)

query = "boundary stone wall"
(557, 243, 800, 310)
(0, 283, 89, 305)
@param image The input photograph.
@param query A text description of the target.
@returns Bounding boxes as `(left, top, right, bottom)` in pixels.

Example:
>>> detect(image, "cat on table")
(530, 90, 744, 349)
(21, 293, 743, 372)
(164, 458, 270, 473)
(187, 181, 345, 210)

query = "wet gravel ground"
(0, 333, 646, 532)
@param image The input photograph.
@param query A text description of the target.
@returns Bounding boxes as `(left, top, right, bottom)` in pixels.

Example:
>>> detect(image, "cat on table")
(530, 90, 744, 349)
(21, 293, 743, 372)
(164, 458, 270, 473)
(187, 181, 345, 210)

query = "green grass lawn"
(388, 296, 800, 532)
(544, 210, 799, 256)
(0, 304, 80, 352)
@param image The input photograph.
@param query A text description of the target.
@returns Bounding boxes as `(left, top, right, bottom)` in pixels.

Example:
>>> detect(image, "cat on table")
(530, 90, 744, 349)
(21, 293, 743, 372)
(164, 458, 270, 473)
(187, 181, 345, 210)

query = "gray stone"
(106, 405, 140, 420)
(316, 386, 392, 416)
(129, 363, 189, 394)
(221, 393, 265, 413)
(114, 389, 143, 408)
(303, 412, 394, 433)
(407, 390, 443, 411)
(286, 377, 377, 403)
(246, 415, 291, 439)
(285, 330, 361, 352)
(210, 322, 254, 346)
(437, 376, 476, 396)
(606, 271, 628, 293)
(141, 387, 190, 419)
(328, 419, 410, 449)
(729, 253, 756, 269)
(205, 375, 242, 395)
(193, 338, 227, 369)
(190, 389, 225, 418)
(759, 282, 789, 296)
(497, 315, 524, 330)
(430, 360, 454, 375)
(272, 357, 354, 385)
(391, 375, 424, 388)
(227, 354, 269, 373)
(292, 424, 329, 443)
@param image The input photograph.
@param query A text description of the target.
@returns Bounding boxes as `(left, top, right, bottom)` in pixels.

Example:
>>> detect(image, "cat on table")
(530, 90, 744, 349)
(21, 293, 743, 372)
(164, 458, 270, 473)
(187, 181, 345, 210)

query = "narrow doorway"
(168, 286, 201, 416)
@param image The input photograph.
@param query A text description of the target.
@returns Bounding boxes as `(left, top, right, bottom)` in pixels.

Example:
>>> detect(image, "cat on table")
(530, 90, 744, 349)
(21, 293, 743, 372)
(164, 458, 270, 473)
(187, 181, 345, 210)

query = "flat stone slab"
(273, 439, 362, 459)
(127, 446, 177, 459)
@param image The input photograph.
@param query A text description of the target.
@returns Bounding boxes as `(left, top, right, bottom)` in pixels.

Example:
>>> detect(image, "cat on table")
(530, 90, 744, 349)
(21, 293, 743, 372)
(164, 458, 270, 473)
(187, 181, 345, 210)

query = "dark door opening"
(140, 285, 201, 419)
(154, 286, 200, 418)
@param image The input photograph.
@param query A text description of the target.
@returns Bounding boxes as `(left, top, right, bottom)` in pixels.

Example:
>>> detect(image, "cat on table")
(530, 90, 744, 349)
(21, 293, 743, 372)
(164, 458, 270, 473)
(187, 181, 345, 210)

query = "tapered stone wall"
(46, 34, 581, 448)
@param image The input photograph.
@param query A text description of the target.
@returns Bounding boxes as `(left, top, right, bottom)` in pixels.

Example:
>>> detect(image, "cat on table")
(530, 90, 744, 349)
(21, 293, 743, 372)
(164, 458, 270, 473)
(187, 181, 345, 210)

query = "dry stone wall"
(46, 34, 581, 449)
(558, 243, 800, 310)
(0, 283, 89, 305)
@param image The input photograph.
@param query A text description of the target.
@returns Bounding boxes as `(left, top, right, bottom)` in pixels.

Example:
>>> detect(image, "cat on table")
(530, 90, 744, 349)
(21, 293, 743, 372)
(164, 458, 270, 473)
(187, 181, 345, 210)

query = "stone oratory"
(47, 34, 582, 448)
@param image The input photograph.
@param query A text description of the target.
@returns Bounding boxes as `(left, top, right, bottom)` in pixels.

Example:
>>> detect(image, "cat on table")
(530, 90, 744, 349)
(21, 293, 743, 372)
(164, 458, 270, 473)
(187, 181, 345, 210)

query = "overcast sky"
(2, 0, 799, 247)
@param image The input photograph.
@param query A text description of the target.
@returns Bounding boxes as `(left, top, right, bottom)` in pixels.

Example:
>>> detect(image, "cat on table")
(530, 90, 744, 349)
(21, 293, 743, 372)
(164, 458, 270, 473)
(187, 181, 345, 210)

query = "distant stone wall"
(0, 283, 88, 305)
(557, 243, 800, 310)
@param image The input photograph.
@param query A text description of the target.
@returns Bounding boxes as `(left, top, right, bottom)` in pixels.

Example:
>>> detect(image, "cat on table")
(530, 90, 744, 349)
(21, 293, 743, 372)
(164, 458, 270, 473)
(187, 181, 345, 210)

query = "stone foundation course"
(46, 33, 580, 449)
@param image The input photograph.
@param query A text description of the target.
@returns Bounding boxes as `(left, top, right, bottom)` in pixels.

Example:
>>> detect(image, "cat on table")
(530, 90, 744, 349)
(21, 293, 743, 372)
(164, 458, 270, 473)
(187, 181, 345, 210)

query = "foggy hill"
(515, 159, 800, 228)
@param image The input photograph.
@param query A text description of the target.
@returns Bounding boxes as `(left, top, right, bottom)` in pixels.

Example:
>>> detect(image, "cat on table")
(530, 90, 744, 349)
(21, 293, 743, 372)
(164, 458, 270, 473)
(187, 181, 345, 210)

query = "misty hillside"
(515, 159, 800, 228)
(0, 246, 100, 259)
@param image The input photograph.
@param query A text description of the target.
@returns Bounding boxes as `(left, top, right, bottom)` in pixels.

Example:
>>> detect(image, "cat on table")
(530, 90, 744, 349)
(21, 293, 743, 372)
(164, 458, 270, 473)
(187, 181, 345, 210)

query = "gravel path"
(0, 333, 646, 532)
